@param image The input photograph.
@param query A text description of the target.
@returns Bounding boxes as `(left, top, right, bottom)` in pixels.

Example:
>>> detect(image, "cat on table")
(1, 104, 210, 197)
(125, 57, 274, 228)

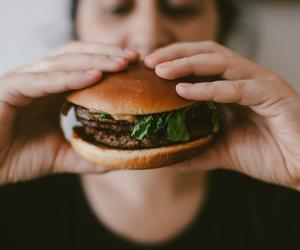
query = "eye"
(168, 6, 199, 18)
(108, 2, 133, 16)
(160, 2, 203, 20)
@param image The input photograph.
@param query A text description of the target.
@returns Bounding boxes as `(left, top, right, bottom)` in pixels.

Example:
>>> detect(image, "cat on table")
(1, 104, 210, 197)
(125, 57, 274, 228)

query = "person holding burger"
(1, 0, 300, 249)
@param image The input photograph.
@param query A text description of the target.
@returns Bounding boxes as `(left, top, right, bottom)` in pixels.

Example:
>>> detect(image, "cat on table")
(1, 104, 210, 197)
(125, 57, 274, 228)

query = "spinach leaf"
(212, 112, 220, 133)
(130, 102, 218, 142)
(97, 112, 113, 119)
(166, 111, 190, 142)
(206, 102, 219, 133)
(154, 112, 172, 133)
(207, 101, 217, 110)
(131, 115, 154, 140)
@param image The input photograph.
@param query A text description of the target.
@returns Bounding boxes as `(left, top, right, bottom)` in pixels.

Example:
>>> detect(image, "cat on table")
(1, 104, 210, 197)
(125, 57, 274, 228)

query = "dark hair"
(71, 0, 237, 42)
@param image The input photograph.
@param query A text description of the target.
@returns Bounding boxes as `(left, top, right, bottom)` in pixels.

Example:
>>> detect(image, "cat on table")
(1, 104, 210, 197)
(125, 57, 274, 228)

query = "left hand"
(145, 41, 300, 190)
(0, 41, 138, 185)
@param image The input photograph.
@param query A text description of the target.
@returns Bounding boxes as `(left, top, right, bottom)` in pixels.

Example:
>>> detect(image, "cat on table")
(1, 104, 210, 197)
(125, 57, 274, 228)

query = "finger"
(176, 79, 294, 113)
(0, 70, 102, 108)
(52, 41, 139, 60)
(53, 142, 110, 175)
(172, 137, 231, 172)
(14, 53, 131, 73)
(155, 53, 269, 81)
(145, 41, 234, 68)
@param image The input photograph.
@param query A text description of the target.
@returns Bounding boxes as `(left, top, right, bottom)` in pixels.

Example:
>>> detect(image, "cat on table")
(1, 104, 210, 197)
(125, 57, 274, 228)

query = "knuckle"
(208, 83, 218, 99)
(214, 53, 227, 65)
(263, 75, 293, 96)
(217, 52, 227, 60)
(34, 72, 74, 92)
(34, 72, 50, 86)
(83, 52, 99, 61)
(90, 54, 109, 65)
(232, 80, 246, 101)
(57, 71, 72, 83)
(265, 74, 284, 84)
(56, 72, 79, 88)
(184, 56, 194, 66)
(207, 53, 226, 68)
(210, 81, 219, 90)
(232, 80, 245, 91)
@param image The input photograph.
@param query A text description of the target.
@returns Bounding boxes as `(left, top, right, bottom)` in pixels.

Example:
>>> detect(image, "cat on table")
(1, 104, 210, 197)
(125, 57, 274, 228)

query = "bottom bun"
(71, 129, 213, 170)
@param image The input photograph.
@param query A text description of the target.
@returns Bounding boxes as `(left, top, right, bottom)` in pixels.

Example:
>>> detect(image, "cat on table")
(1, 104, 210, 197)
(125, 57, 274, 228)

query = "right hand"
(0, 42, 138, 185)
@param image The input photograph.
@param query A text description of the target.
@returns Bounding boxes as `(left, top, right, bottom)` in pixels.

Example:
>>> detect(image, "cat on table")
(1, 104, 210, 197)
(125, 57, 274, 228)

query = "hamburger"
(64, 63, 219, 170)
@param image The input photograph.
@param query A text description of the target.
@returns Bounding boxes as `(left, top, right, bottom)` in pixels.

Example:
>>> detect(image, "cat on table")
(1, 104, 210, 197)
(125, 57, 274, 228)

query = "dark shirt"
(0, 170, 299, 250)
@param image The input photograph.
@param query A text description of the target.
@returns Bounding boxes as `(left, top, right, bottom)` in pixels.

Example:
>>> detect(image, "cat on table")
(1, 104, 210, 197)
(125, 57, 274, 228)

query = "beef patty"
(74, 105, 214, 149)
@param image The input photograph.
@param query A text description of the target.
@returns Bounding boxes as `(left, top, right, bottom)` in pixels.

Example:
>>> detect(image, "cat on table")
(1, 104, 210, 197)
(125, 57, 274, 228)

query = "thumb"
(173, 138, 232, 172)
(52, 142, 109, 175)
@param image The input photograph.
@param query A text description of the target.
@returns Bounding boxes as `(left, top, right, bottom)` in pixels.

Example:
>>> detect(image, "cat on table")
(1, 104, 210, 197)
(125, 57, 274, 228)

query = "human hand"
(145, 41, 300, 190)
(0, 42, 138, 185)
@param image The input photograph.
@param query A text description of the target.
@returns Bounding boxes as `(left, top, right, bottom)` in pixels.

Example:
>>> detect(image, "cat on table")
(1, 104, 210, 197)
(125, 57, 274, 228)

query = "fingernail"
(176, 83, 193, 92)
(146, 53, 155, 60)
(110, 56, 127, 63)
(157, 62, 170, 69)
(145, 54, 156, 66)
(177, 83, 193, 88)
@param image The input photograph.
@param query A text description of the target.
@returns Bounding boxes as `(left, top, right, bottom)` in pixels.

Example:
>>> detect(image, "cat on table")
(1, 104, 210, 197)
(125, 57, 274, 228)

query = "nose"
(125, 5, 174, 59)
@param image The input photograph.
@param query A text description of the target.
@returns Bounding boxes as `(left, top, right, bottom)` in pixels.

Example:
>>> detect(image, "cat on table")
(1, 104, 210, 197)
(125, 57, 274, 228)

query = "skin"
(76, 0, 219, 57)
(145, 42, 300, 188)
(0, 48, 138, 183)
(1, 0, 300, 244)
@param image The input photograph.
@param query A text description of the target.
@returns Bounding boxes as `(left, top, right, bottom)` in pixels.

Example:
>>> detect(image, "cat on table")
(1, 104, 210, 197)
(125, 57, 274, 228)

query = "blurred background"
(0, 0, 299, 89)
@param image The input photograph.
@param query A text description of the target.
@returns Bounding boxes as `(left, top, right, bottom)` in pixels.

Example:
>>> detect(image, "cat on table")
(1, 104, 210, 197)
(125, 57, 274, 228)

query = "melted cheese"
(89, 109, 138, 122)
(111, 114, 138, 122)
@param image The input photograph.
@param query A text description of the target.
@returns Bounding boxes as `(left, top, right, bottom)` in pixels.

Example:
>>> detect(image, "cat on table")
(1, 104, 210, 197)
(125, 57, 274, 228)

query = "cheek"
(77, 20, 126, 45)
(76, 4, 127, 45)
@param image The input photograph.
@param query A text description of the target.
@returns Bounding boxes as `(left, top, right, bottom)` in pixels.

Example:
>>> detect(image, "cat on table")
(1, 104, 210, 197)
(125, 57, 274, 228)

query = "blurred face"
(76, 0, 219, 58)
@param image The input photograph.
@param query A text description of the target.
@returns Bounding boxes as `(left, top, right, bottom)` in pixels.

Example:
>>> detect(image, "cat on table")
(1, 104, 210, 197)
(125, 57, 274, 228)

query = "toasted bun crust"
(67, 63, 197, 115)
(71, 129, 213, 170)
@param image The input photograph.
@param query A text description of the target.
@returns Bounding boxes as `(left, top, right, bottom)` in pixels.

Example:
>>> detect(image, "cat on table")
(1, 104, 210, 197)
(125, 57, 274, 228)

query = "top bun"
(67, 63, 197, 115)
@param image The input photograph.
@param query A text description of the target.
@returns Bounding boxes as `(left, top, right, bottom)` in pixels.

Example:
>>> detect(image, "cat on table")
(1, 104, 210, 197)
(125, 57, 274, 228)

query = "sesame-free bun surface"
(71, 129, 213, 170)
(67, 63, 197, 115)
